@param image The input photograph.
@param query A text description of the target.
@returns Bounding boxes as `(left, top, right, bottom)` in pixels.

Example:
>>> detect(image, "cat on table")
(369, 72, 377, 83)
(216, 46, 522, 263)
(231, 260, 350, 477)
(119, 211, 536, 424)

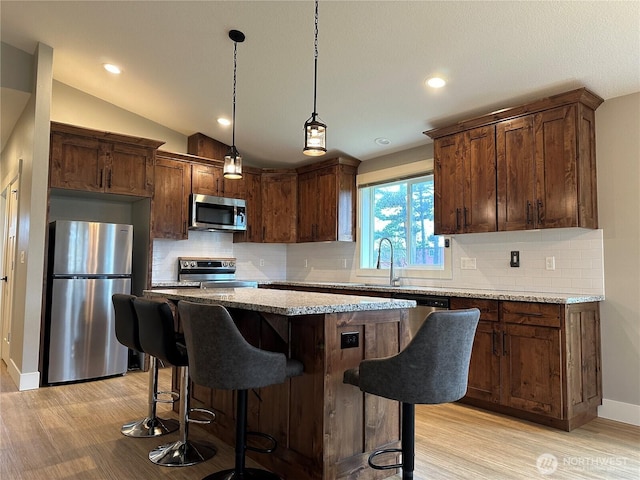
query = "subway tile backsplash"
(153, 228, 604, 296)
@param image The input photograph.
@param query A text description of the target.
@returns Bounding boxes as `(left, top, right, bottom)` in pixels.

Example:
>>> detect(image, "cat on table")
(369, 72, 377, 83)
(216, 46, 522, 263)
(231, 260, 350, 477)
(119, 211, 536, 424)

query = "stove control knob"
(190, 261, 196, 267)
(230, 261, 235, 268)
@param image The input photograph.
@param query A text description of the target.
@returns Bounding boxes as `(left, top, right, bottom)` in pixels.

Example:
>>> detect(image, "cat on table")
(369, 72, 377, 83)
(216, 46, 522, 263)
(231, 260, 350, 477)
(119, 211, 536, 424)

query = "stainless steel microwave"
(189, 194, 247, 232)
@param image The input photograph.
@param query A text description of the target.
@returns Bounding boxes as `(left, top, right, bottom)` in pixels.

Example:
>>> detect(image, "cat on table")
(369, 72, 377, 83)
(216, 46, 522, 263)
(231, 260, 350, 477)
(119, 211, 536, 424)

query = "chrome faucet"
(376, 237, 400, 286)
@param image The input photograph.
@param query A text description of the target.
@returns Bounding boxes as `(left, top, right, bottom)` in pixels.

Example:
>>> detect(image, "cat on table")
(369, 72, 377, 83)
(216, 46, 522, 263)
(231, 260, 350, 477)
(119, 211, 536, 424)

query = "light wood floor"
(1, 360, 638, 480)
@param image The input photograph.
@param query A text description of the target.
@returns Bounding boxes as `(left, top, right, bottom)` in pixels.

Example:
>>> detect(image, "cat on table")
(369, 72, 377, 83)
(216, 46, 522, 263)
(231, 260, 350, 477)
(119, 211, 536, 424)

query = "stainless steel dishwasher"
(392, 293, 449, 337)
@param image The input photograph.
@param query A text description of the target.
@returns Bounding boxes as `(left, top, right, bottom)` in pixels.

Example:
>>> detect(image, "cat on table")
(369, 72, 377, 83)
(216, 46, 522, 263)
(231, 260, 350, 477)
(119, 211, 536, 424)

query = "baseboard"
(598, 398, 640, 426)
(7, 359, 40, 391)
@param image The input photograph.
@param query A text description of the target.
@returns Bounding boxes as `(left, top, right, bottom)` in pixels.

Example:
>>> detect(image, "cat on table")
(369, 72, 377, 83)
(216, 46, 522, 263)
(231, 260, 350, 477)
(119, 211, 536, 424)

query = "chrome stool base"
(149, 439, 216, 467)
(121, 416, 179, 438)
(203, 468, 281, 480)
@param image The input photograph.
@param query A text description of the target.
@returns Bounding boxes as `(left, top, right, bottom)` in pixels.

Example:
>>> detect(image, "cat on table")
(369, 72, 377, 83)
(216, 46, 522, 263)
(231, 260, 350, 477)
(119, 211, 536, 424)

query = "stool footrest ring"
(246, 431, 277, 454)
(188, 407, 216, 425)
(155, 390, 179, 404)
(368, 448, 403, 470)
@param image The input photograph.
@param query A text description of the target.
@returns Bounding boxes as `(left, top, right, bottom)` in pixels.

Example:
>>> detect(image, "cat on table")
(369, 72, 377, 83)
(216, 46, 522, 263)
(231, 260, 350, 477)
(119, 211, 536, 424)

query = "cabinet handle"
(456, 208, 461, 230)
(536, 199, 543, 225)
(502, 331, 507, 356)
(262, 226, 266, 242)
(107, 170, 112, 189)
(463, 207, 469, 227)
(492, 331, 498, 356)
(183, 221, 187, 235)
(99, 169, 104, 188)
(526, 201, 532, 224)
(216, 178, 220, 195)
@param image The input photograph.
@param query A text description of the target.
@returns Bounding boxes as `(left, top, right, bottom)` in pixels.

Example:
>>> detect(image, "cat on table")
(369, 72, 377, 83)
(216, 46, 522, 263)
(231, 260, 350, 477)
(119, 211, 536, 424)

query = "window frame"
(356, 159, 452, 281)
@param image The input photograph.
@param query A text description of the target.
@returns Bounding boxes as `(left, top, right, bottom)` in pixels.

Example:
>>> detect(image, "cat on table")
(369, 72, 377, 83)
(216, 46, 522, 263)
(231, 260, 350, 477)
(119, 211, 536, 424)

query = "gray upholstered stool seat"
(344, 308, 480, 480)
(134, 297, 216, 467)
(178, 300, 304, 480)
(112, 294, 179, 438)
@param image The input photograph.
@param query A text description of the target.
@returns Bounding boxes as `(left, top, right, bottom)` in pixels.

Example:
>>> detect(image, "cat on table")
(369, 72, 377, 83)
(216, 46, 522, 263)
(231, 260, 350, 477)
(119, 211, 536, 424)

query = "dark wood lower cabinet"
(172, 306, 411, 480)
(452, 297, 601, 431)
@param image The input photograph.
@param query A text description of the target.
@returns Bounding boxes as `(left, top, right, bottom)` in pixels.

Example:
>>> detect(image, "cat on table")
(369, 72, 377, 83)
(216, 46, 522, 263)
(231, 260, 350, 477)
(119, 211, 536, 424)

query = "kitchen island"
(145, 288, 415, 480)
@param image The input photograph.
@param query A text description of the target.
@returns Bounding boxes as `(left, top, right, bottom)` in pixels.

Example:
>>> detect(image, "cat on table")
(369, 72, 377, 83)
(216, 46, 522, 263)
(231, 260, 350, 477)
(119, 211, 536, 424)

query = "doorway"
(1, 176, 19, 365)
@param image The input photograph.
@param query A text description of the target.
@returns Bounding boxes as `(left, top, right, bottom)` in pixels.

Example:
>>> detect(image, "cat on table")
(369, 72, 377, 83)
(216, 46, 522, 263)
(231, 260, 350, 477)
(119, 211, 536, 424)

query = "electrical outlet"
(340, 331, 359, 349)
(510, 251, 520, 267)
(342, 258, 348, 269)
(259, 259, 265, 267)
(546, 256, 556, 270)
(304, 259, 308, 268)
(461, 257, 477, 270)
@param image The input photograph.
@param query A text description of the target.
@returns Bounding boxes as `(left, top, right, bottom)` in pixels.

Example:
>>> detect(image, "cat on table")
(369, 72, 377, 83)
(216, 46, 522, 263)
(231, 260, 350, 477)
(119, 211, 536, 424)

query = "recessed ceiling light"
(375, 137, 391, 146)
(217, 117, 231, 126)
(426, 77, 446, 88)
(103, 63, 121, 74)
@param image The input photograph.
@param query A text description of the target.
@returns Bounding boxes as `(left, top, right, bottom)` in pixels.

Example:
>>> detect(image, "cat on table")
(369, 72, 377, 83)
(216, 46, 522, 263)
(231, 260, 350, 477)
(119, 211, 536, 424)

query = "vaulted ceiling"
(2, 1, 639, 167)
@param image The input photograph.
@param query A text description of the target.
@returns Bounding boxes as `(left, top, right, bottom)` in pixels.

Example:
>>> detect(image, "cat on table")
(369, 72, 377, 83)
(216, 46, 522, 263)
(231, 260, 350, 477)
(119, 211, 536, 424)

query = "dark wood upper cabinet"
(296, 157, 360, 242)
(261, 171, 297, 243)
(152, 152, 192, 240)
(434, 126, 496, 234)
(49, 122, 162, 197)
(427, 88, 603, 234)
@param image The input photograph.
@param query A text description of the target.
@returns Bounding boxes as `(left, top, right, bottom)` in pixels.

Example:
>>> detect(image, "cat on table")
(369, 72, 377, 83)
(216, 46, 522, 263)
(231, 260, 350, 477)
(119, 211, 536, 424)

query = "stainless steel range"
(178, 257, 257, 289)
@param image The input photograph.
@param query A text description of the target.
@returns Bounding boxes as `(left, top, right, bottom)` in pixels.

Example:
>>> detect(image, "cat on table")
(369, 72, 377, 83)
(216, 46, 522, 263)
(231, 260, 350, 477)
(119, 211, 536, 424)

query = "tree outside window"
(360, 175, 444, 270)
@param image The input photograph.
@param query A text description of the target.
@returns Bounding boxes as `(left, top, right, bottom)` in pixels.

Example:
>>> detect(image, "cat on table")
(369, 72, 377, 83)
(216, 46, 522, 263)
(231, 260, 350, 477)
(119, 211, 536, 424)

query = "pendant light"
(224, 29, 245, 179)
(303, 0, 327, 156)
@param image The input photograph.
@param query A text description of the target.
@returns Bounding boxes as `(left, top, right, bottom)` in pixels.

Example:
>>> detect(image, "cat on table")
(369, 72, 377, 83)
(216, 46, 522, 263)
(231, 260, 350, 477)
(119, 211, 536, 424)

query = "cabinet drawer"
(450, 297, 499, 321)
(501, 301, 561, 327)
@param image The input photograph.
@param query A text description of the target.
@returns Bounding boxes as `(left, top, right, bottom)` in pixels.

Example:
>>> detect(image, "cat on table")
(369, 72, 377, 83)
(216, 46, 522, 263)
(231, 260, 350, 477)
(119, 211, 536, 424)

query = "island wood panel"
(171, 306, 409, 480)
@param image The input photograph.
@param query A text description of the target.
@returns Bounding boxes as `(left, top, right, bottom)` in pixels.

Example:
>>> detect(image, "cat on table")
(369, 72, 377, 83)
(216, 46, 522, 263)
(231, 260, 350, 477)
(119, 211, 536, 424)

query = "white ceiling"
(2, 1, 639, 167)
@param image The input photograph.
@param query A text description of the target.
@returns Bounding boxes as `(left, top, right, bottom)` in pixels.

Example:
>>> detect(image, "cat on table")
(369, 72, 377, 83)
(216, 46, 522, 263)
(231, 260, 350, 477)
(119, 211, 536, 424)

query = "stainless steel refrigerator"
(45, 220, 132, 384)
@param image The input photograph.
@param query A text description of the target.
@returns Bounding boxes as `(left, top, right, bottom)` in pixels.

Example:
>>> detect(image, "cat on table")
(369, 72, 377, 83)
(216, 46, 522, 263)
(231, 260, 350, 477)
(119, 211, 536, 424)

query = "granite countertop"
(261, 281, 604, 305)
(144, 288, 416, 316)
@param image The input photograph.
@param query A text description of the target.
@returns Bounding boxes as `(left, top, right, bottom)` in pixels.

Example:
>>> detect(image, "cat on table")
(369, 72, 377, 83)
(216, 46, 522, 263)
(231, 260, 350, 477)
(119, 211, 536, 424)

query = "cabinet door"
(497, 116, 535, 231)
(534, 105, 578, 228)
(434, 134, 464, 234)
(261, 173, 297, 243)
(107, 143, 153, 197)
(451, 297, 500, 403)
(234, 171, 262, 243)
(501, 323, 562, 418)
(192, 163, 224, 197)
(49, 133, 106, 192)
(297, 171, 317, 242)
(152, 157, 191, 239)
(463, 126, 497, 233)
(315, 166, 339, 241)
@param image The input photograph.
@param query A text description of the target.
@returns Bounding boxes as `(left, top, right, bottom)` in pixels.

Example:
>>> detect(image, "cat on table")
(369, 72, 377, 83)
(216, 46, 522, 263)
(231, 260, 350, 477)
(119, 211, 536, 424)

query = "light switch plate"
(546, 256, 556, 270)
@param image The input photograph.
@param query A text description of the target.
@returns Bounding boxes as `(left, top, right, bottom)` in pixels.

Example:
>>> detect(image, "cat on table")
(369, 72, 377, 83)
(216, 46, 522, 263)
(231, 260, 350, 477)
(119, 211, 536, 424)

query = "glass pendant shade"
(223, 147, 243, 179)
(304, 115, 327, 156)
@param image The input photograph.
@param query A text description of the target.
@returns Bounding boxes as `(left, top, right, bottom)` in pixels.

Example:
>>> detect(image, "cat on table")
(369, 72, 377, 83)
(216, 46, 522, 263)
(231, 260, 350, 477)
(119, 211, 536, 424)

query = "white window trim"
(356, 158, 453, 282)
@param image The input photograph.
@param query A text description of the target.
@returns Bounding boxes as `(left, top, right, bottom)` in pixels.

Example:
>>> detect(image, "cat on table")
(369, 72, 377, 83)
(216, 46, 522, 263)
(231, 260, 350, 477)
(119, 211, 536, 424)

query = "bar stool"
(112, 294, 179, 438)
(178, 300, 304, 480)
(134, 297, 217, 467)
(343, 308, 480, 480)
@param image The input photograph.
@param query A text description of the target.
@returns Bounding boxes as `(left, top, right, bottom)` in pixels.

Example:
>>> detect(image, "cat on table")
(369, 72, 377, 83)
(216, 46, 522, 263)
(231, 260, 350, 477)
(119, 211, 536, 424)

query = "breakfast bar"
(145, 288, 416, 480)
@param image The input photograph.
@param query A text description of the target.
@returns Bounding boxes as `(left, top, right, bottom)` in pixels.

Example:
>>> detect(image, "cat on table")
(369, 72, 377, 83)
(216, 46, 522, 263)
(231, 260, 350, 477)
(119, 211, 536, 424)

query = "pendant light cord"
(232, 40, 238, 151)
(312, 0, 319, 117)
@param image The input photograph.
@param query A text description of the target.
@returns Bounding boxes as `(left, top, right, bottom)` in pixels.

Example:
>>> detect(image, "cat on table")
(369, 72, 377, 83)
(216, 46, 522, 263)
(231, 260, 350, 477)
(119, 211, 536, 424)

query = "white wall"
(594, 92, 640, 424)
(0, 43, 53, 390)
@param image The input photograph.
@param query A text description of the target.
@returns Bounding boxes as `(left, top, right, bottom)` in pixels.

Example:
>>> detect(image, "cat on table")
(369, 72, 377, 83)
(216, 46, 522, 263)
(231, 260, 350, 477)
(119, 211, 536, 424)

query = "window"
(359, 173, 451, 279)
